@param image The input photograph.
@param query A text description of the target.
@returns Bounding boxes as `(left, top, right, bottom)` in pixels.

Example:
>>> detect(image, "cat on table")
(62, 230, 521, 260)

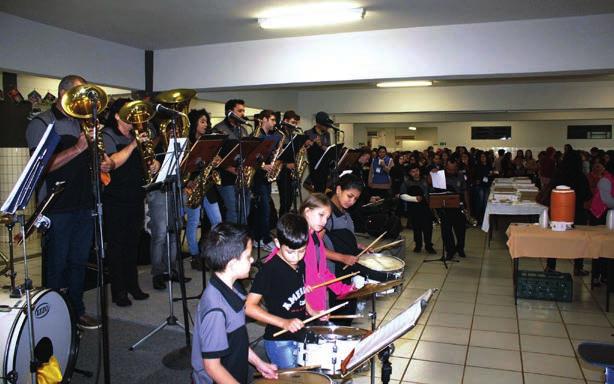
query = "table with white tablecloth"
(481, 178, 547, 246)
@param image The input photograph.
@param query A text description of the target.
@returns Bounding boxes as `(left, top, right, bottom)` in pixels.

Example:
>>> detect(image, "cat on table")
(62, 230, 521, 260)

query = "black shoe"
(413, 246, 422, 253)
(129, 290, 150, 300)
(544, 266, 556, 273)
(458, 250, 466, 258)
(574, 268, 589, 277)
(77, 314, 101, 330)
(113, 295, 132, 307)
(191, 257, 203, 271)
(425, 247, 437, 254)
(170, 271, 192, 283)
(153, 275, 166, 290)
(445, 250, 456, 260)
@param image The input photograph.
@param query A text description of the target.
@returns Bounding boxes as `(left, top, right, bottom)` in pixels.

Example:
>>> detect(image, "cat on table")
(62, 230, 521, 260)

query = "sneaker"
(78, 314, 101, 330)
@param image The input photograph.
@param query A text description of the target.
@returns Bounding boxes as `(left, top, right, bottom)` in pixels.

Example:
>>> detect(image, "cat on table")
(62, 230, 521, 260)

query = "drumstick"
(372, 239, 405, 253)
(253, 365, 321, 377)
(342, 231, 387, 270)
(329, 314, 364, 319)
(273, 302, 349, 337)
(309, 272, 359, 290)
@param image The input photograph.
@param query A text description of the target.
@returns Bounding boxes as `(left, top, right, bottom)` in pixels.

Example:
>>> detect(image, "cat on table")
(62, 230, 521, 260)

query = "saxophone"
(294, 144, 309, 181)
(186, 150, 223, 208)
(265, 128, 287, 183)
(118, 100, 156, 183)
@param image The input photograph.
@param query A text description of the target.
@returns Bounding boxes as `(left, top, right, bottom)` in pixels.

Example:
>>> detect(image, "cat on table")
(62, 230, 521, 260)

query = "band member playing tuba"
(102, 98, 160, 306)
(25, 75, 112, 329)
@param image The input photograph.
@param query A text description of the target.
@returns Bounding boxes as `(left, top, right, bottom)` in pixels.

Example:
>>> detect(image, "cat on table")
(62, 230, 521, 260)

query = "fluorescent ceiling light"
(408, 126, 417, 131)
(258, 3, 365, 29)
(376, 80, 433, 88)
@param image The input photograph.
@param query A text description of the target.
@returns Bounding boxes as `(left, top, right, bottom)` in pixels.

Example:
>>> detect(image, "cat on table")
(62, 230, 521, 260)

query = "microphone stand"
(89, 97, 112, 384)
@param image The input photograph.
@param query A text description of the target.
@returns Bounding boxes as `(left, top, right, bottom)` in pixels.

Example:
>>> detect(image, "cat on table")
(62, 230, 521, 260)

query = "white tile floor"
(2, 223, 613, 383)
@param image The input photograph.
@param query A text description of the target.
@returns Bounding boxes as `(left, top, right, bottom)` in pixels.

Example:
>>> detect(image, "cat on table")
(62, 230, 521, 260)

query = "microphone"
(86, 89, 99, 100)
(281, 121, 302, 132)
(227, 111, 249, 125)
(328, 124, 343, 132)
(155, 104, 183, 117)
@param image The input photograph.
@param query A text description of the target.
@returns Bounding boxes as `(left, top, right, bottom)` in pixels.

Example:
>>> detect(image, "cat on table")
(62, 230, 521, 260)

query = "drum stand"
(378, 345, 394, 384)
(368, 292, 378, 384)
(2, 219, 19, 298)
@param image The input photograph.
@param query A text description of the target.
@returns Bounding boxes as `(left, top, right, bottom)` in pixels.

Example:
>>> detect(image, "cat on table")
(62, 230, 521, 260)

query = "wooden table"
(506, 224, 614, 310)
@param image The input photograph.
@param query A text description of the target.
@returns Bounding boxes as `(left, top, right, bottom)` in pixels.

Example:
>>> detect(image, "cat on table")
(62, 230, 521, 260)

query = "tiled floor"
(2, 223, 613, 383)
(347, 226, 614, 383)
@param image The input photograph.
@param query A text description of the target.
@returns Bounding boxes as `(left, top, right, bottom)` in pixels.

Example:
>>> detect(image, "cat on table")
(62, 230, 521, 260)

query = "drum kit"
(275, 247, 408, 384)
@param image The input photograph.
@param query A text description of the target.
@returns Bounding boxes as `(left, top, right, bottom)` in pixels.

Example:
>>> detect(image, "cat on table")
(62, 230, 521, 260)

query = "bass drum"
(0, 289, 79, 384)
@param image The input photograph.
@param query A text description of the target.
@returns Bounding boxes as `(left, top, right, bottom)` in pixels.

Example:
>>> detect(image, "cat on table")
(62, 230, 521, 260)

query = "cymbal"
(339, 279, 403, 300)
(154, 89, 196, 104)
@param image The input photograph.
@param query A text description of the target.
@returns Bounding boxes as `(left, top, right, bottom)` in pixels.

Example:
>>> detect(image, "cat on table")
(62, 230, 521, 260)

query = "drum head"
(254, 371, 332, 383)
(358, 253, 405, 271)
(305, 326, 370, 340)
(4, 289, 78, 383)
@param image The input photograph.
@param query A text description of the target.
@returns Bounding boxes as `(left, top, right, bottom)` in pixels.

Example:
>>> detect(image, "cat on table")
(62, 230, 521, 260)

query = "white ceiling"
(2, 0, 614, 49)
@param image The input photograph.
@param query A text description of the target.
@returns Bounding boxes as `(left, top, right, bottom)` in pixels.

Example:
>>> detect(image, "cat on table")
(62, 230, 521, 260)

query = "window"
(567, 125, 612, 140)
(471, 126, 511, 140)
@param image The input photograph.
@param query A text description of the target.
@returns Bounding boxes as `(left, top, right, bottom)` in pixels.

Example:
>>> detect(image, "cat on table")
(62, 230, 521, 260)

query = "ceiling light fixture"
(408, 126, 417, 131)
(258, 3, 365, 29)
(376, 80, 433, 88)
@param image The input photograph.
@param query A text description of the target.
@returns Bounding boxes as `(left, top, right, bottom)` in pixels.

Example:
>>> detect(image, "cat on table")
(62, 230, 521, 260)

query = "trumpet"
(118, 100, 157, 183)
(61, 84, 110, 185)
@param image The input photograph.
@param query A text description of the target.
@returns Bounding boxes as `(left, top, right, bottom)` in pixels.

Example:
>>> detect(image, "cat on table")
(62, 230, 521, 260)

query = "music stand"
(237, 137, 276, 224)
(180, 135, 227, 174)
(340, 289, 436, 384)
(426, 193, 461, 269)
(338, 148, 362, 171)
(314, 143, 344, 172)
(1, 122, 60, 384)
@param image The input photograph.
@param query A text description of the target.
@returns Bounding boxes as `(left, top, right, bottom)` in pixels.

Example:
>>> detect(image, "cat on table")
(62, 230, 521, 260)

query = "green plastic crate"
(516, 270, 573, 302)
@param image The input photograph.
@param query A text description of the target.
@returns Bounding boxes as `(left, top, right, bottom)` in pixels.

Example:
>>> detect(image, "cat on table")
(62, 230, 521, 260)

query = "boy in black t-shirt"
(246, 213, 310, 369)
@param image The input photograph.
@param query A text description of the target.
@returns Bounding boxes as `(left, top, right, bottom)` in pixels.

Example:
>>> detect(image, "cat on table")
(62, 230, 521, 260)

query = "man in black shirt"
(212, 99, 251, 224)
(306, 111, 334, 193)
(277, 110, 300, 216)
(25, 75, 113, 329)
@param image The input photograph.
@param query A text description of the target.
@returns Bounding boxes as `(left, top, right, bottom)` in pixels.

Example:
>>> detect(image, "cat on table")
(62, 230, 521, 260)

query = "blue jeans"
(218, 185, 250, 224)
(252, 182, 272, 243)
(147, 190, 177, 276)
(43, 209, 93, 317)
(264, 340, 299, 369)
(185, 197, 222, 255)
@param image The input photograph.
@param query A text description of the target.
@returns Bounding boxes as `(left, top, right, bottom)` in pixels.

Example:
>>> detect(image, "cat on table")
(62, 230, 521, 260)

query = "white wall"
(0, 12, 144, 90)
(16, 73, 131, 97)
(155, 14, 614, 90)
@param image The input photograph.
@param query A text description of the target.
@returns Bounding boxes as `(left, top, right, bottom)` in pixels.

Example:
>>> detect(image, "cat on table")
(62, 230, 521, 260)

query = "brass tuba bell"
(118, 100, 157, 183)
(154, 88, 196, 148)
(61, 84, 111, 185)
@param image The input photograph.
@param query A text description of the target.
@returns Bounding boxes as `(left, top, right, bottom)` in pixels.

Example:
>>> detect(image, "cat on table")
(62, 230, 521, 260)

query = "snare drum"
(357, 253, 404, 294)
(0, 289, 79, 384)
(253, 371, 332, 383)
(297, 326, 370, 377)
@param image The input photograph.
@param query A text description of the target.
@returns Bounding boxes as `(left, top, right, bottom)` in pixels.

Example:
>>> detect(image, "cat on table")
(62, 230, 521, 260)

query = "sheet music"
(315, 144, 341, 171)
(344, 289, 434, 374)
(155, 138, 188, 183)
(1, 123, 58, 214)
(431, 170, 447, 189)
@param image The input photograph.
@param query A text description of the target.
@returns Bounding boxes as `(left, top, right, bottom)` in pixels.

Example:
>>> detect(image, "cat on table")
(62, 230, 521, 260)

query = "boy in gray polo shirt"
(192, 223, 277, 384)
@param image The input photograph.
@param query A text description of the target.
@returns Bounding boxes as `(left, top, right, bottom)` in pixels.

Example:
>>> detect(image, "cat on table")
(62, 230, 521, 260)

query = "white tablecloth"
(481, 200, 547, 232)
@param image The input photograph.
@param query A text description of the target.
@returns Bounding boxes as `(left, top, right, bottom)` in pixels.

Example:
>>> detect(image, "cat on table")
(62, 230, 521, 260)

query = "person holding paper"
(433, 160, 470, 259)
(25, 74, 112, 329)
(400, 165, 436, 254)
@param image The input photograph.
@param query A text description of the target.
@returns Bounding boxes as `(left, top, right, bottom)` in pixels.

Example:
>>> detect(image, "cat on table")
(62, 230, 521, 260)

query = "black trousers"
(277, 167, 294, 215)
(103, 201, 144, 298)
(439, 208, 465, 256)
(590, 213, 607, 278)
(407, 204, 433, 249)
